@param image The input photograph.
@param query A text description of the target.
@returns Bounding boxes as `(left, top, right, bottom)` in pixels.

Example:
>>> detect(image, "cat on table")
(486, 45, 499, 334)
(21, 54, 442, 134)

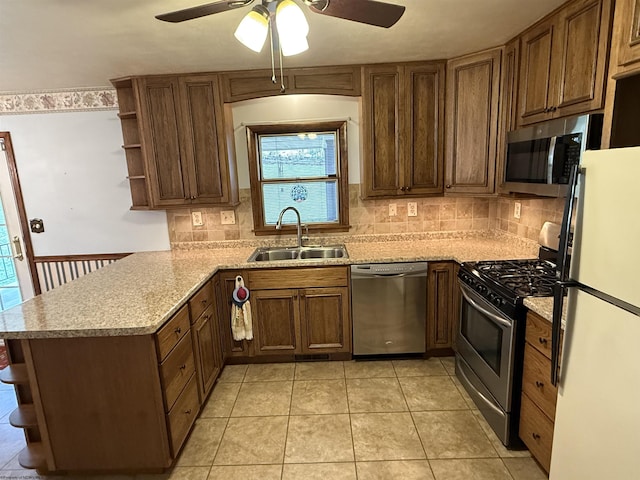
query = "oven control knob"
(475, 284, 486, 293)
(493, 297, 503, 306)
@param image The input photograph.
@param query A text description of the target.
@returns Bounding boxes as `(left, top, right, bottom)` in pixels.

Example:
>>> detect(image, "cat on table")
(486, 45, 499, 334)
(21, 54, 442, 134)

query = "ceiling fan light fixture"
(234, 4, 270, 52)
(276, 0, 309, 56)
(279, 33, 309, 56)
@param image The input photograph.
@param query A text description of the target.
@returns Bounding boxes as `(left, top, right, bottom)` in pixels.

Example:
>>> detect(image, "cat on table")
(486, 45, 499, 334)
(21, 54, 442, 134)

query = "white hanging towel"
(231, 275, 253, 341)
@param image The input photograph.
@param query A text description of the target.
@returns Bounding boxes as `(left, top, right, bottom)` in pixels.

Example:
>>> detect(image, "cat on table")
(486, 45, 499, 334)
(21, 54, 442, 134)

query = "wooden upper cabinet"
(445, 48, 501, 195)
(518, 0, 613, 125)
(130, 74, 238, 208)
(178, 75, 231, 205)
(361, 62, 445, 199)
(221, 66, 361, 102)
(497, 39, 521, 193)
(616, 0, 640, 67)
(138, 76, 189, 206)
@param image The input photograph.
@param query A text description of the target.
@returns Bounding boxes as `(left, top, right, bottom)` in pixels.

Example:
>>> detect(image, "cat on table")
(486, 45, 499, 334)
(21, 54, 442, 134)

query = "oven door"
(456, 282, 517, 411)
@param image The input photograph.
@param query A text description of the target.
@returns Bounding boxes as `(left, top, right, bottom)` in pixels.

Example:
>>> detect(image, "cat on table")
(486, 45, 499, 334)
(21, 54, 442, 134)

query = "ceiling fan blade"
(155, 0, 254, 23)
(307, 0, 405, 28)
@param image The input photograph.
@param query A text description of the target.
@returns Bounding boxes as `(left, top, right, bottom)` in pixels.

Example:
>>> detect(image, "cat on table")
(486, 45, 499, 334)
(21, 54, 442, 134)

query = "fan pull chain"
(279, 42, 285, 93)
(269, 20, 277, 85)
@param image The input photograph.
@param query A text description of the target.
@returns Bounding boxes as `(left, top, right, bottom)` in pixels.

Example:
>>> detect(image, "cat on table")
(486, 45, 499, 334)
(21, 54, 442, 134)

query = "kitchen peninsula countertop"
(0, 231, 546, 339)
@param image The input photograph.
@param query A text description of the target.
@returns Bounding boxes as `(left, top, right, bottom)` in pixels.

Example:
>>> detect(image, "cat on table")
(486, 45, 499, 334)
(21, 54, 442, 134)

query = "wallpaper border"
(0, 87, 118, 115)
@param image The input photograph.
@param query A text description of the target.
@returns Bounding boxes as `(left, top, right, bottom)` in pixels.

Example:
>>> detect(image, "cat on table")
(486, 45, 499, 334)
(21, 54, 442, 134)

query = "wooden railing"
(33, 253, 131, 293)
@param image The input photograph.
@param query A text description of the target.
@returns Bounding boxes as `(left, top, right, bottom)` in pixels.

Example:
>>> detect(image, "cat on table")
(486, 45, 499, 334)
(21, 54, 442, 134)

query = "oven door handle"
(459, 284, 512, 329)
(456, 361, 505, 417)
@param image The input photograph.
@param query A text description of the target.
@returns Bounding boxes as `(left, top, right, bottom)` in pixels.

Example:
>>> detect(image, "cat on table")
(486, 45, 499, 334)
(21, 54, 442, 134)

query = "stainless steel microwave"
(502, 114, 603, 197)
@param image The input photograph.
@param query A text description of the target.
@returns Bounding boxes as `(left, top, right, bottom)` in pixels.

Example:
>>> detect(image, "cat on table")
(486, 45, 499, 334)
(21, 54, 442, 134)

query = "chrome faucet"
(275, 206, 305, 248)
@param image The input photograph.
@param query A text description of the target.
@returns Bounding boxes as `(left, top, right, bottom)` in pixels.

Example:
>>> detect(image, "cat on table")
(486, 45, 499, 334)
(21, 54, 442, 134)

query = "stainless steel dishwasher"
(351, 262, 428, 355)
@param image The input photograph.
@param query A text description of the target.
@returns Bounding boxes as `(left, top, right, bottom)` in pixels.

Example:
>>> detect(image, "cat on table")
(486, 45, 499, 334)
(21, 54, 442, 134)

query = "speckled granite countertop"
(0, 231, 544, 339)
(524, 297, 568, 326)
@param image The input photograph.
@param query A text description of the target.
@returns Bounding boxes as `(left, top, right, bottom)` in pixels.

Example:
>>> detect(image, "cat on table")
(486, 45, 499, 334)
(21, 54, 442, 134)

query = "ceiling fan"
(155, 0, 406, 29)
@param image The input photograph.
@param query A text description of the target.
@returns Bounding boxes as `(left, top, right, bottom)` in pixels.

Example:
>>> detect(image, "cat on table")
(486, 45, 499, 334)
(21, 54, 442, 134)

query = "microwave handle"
(546, 135, 557, 184)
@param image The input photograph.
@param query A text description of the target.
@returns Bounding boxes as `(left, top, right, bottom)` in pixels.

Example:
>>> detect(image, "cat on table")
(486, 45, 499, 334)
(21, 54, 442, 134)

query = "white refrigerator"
(549, 147, 640, 479)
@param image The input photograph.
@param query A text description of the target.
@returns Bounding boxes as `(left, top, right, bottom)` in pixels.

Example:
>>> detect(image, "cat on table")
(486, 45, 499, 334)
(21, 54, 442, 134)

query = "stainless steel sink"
(248, 245, 348, 262)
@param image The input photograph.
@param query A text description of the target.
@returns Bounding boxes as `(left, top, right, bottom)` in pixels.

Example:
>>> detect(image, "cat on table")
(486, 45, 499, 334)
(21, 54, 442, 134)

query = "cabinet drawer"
(167, 373, 199, 456)
(525, 311, 553, 359)
(249, 267, 349, 290)
(160, 331, 196, 412)
(519, 392, 554, 473)
(156, 304, 190, 361)
(189, 282, 214, 324)
(522, 343, 558, 420)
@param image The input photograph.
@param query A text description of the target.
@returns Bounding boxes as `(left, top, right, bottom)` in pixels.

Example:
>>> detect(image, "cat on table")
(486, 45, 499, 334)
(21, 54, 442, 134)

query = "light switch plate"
(191, 211, 203, 227)
(221, 210, 236, 225)
(408, 202, 418, 217)
(389, 204, 397, 217)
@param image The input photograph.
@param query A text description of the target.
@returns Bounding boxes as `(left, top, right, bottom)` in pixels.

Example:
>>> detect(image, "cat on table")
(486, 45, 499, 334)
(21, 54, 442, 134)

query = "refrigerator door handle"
(551, 164, 582, 386)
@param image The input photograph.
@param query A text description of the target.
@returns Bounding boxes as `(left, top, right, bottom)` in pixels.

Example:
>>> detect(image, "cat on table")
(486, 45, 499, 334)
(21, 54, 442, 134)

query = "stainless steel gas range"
(455, 224, 560, 448)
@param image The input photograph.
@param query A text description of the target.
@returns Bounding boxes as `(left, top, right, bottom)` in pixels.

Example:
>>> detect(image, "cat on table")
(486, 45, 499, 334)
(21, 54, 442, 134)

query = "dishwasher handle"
(351, 263, 429, 279)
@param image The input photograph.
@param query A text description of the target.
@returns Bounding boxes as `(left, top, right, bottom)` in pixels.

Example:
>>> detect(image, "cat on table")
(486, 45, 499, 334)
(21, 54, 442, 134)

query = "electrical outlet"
(191, 211, 203, 227)
(514, 202, 522, 219)
(221, 210, 236, 225)
(389, 203, 397, 216)
(407, 202, 418, 217)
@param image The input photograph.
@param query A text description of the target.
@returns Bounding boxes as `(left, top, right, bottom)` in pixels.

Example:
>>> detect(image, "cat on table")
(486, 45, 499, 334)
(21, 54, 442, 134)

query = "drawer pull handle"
(535, 381, 544, 388)
(201, 299, 207, 305)
(175, 327, 182, 335)
(532, 433, 541, 440)
(184, 409, 192, 415)
(180, 364, 186, 370)
(538, 337, 548, 345)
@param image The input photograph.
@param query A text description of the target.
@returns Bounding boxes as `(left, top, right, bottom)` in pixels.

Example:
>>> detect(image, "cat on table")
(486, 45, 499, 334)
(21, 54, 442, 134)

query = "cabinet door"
(553, 0, 611, 118)
(361, 65, 402, 198)
(445, 49, 501, 195)
(403, 63, 445, 195)
(138, 76, 190, 207)
(426, 262, 455, 352)
(251, 289, 301, 355)
(192, 306, 219, 402)
(618, 0, 640, 67)
(299, 287, 351, 354)
(519, 19, 556, 125)
(215, 271, 252, 357)
(497, 39, 520, 193)
(178, 74, 231, 205)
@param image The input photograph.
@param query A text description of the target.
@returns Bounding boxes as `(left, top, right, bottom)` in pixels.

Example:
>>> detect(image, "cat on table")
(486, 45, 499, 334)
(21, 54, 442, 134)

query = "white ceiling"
(0, 0, 566, 93)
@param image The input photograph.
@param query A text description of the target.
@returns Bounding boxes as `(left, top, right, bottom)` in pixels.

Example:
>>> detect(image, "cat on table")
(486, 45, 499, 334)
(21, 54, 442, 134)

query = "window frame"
(246, 121, 350, 236)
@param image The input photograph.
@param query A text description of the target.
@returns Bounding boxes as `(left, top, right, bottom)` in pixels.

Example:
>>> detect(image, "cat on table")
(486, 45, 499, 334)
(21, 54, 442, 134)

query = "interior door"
(0, 134, 34, 309)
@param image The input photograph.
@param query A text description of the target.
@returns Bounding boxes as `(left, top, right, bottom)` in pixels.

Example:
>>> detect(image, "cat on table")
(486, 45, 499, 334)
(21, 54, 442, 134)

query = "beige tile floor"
(0, 358, 548, 479)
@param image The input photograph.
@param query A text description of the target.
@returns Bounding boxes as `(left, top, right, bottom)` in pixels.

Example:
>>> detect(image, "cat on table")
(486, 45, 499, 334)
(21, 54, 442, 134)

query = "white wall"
(0, 110, 169, 255)
(231, 95, 362, 187)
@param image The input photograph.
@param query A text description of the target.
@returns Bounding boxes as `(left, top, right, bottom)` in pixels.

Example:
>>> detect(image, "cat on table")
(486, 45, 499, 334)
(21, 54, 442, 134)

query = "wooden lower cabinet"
(426, 261, 457, 354)
(519, 310, 562, 473)
(425, 261, 461, 355)
(247, 266, 351, 358)
(252, 289, 301, 355)
(0, 280, 225, 474)
(300, 287, 351, 353)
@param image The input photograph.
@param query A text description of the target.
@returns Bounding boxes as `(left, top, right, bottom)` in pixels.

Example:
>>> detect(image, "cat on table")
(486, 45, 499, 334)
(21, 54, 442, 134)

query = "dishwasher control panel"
(351, 262, 429, 276)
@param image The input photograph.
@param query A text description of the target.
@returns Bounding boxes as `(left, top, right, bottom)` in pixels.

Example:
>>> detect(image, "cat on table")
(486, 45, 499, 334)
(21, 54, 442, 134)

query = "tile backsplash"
(166, 185, 565, 245)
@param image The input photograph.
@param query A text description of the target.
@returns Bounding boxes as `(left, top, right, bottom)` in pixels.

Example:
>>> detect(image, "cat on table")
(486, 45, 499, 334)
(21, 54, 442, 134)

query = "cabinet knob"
(184, 409, 192, 415)
(180, 364, 186, 371)
(532, 433, 541, 440)
(175, 327, 182, 335)
(535, 380, 544, 389)
(538, 337, 548, 345)
(446, 184, 452, 189)
(400, 186, 406, 191)
(406, 186, 411, 191)
(201, 299, 207, 305)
